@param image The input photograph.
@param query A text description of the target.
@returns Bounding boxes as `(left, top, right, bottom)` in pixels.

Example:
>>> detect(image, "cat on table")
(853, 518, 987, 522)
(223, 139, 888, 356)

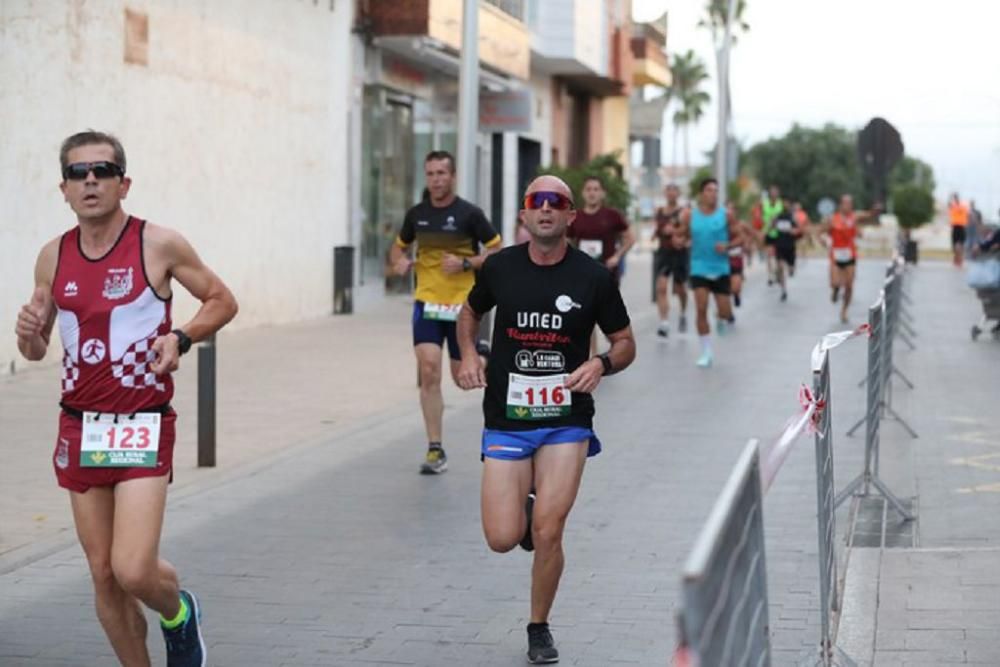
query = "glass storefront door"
(361, 87, 415, 293)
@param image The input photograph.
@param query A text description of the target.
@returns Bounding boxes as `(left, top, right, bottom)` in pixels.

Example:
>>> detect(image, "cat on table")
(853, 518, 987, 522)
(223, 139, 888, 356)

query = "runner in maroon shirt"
(567, 176, 635, 283)
(15, 131, 238, 666)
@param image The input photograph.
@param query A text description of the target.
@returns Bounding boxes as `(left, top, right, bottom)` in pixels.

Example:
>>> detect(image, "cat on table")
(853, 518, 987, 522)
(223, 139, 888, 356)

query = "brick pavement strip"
(1, 254, 997, 665)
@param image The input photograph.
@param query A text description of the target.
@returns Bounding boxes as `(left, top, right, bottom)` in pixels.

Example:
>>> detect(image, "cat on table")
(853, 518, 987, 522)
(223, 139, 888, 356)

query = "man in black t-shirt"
(456, 175, 636, 665)
(770, 198, 802, 302)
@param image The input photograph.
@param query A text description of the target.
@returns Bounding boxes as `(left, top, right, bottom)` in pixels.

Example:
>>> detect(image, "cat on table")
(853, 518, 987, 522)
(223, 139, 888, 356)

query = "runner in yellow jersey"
(390, 150, 502, 474)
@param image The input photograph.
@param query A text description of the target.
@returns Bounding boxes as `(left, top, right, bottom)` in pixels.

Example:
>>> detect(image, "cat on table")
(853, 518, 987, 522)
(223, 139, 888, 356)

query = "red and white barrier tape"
(762, 324, 870, 493)
(810, 323, 870, 371)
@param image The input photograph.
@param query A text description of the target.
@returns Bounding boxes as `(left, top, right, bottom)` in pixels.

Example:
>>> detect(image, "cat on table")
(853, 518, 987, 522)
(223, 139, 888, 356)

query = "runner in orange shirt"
(819, 194, 880, 323)
(948, 193, 969, 267)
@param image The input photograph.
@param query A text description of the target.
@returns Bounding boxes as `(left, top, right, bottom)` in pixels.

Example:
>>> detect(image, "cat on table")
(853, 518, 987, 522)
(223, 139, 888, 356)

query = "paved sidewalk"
(1, 251, 997, 665)
(834, 261, 1000, 666)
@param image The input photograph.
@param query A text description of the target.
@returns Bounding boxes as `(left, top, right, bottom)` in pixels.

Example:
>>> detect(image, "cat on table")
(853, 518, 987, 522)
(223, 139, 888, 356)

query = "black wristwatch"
(597, 352, 613, 376)
(462, 258, 472, 272)
(171, 329, 193, 356)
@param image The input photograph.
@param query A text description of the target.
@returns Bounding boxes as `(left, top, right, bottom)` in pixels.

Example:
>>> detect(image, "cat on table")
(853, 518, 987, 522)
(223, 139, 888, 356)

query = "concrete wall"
(533, 0, 574, 64)
(573, 0, 606, 75)
(601, 96, 630, 165)
(0, 1, 354, 374)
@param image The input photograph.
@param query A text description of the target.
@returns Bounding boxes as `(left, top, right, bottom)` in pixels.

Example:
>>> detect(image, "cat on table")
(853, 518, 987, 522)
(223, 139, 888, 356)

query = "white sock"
(660, 319, 669, 329)
(700, 335, 712, 355)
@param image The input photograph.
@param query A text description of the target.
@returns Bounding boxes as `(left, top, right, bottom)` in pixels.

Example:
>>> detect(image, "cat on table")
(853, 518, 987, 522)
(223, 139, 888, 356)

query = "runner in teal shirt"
(681, 178, 743, 368)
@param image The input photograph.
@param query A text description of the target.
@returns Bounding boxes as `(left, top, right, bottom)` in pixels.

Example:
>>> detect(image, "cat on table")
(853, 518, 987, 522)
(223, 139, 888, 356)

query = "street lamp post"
(457, 0, 480, 201)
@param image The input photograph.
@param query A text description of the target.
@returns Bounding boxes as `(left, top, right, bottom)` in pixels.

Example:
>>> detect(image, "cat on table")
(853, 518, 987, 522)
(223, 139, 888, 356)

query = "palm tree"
(699, 0, 750, 46)
(699, 1, 750, 164)
(681, 89, 710, 171)
(668, 50, 711, 174)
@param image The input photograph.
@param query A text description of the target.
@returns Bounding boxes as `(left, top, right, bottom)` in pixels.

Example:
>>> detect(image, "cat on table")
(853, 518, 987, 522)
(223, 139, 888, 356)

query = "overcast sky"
(633, 0, 1000, 215)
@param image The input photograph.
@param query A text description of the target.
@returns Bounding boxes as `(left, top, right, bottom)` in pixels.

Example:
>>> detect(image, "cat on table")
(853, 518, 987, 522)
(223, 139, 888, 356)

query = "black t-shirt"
(467, 244, 631, 431)
(772, 209, 797, 247)
(397, 197, 501, 305)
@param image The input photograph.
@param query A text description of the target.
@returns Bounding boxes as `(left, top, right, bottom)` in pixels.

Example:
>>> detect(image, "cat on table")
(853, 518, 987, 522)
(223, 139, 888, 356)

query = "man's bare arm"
(15, 240, 59, 361)
(147, 227, 238, 374)
(456, 303, 487, 389)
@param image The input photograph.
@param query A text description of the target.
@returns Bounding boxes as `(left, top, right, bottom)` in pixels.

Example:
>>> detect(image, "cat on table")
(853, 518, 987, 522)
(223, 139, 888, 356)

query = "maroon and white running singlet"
(50, 217, 177, 492)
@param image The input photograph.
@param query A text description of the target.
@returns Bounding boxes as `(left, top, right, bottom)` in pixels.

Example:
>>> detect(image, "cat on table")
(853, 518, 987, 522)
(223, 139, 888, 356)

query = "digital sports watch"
(171, 329, 193, 355)
(597, 352, 614, 376)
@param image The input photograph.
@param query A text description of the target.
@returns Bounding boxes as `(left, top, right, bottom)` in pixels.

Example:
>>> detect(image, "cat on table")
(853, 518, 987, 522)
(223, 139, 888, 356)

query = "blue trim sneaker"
(162, 589, 206, 667)
(696, 351, 713, 368)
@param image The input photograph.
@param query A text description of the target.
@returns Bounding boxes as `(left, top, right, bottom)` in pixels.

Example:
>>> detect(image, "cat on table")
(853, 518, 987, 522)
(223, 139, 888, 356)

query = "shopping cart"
(967, 254, 1000, 341)
(971, 287, 1000, 340)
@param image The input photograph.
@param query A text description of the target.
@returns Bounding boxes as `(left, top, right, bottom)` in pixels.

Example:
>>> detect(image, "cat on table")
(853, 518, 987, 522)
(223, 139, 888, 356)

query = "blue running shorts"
(481, 427, 601, 461)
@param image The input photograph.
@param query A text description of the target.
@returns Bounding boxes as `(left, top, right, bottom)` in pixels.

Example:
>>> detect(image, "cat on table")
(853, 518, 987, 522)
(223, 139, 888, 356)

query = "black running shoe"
(780, 291, 788, 302)
(162, 590, 206, 667)
(420, 447, 448, 474)
(520, 493, 536, 552)
(527, 623, 559, 664)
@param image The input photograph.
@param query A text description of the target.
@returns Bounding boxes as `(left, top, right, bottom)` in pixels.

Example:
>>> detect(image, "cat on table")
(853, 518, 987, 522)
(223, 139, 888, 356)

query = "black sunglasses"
(523, 191, 574, 211)
(63, 161, 125, 181)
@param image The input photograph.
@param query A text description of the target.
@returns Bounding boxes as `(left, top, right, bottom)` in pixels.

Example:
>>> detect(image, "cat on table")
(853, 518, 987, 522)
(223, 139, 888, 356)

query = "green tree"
(745, 124, 866, 215)
(745, 123, 937, 217)
(892, 185, 935, 230)
(538, 151, 631, 213)
(669, 50, 712, 173)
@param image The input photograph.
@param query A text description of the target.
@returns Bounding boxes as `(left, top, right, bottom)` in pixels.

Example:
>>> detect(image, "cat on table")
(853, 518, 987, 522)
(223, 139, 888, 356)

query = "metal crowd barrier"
(810, 347, 856, 667)
(674, 255, 924, 666)
(881, 263, 917, 425)
(675, 439, 772, 667)
(847, 265, 918, 439)
(838, 272, 915, 518)
(675, 337, 877, 665)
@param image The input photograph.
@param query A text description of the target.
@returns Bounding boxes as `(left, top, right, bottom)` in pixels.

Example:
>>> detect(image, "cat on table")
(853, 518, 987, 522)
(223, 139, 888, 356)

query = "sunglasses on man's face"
(63, 161, 125, 181)
(523, 191, 574, 211)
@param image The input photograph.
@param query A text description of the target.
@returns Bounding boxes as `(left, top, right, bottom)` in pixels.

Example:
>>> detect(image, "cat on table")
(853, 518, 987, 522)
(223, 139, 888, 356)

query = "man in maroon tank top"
(14, 131, 238, 667)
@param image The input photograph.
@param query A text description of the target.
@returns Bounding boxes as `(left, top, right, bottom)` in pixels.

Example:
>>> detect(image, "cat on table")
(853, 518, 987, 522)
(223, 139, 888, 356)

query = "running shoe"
(420, 447, 448, 474)
(162, 590, 206, 667)
(716, 319, 728, 336)
(696, 351, 713, 368)
(520, 493, 536, 552)
(678, 315, 688, 334)
(656, 323, 669, 338)
(527, 623, 559, 664)
(780, 291, 788, 302)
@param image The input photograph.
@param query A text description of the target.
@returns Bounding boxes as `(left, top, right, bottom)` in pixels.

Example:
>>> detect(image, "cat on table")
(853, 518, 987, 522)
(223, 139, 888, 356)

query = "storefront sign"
(479, 89, 532, 133)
